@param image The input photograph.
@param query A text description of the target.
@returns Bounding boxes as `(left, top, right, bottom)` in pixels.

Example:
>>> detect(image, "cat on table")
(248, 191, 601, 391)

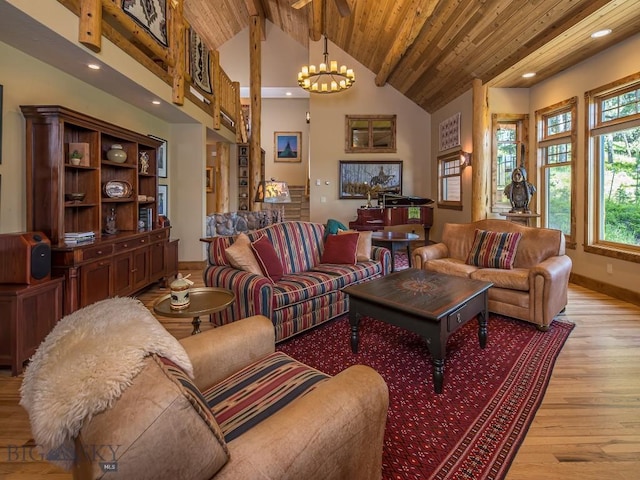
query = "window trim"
(437, 150, 463, 210)
(585, 71, 640, 263)
(344, 115, 397, 153)
(535, 97, 577, 249)
(491, 114, 529, 213)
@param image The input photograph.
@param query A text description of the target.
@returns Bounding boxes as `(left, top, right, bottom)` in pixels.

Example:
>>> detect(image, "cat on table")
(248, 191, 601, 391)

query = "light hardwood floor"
(1, 271, 638, 479)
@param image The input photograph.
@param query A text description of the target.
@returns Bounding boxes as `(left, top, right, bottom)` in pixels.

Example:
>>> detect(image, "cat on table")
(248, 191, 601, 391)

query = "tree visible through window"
(536, 98, 577, 247)
(587, 75, 640, 258)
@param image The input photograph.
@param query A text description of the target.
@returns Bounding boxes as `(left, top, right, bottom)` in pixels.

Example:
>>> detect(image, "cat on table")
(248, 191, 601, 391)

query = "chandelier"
(298, 36, 355, 94)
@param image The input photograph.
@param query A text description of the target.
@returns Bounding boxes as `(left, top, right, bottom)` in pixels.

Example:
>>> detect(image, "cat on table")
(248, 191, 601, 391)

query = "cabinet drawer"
(115, 236, 148, 252)
(82, 244, 114, 261)
(447, 302, 470, 332)
(149, 230, 168, 242)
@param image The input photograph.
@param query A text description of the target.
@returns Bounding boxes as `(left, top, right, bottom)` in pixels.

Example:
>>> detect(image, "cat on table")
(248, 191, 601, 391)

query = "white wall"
(528, 33, 640, 294)
(308, 39, 431, 226)
(0, 41, 168, 233)
(430, 33, 640, 296)
(262, 98, 309, 186)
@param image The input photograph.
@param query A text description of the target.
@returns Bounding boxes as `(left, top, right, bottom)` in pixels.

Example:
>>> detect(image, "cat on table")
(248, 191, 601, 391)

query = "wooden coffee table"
(153, 287, 234, 335)
(343, 269, 492, 393)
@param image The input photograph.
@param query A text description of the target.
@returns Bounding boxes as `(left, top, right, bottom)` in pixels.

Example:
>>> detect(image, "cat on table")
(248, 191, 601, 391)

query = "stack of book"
(64, 231, 95, 244)
(138, 207, 153, 231)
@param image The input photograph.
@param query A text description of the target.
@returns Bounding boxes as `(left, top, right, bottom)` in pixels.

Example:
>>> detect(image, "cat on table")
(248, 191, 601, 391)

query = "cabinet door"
(166, 239, 179, 279)
(80, 260, 112, 308)
(149, 241, 166, 282)
(132, 247, 150, 291)
(113, 251, 134, 297)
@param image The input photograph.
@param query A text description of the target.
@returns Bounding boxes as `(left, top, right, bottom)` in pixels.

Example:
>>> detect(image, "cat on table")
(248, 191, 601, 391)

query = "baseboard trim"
(570, 272, 640, 307)
(179, 261, 207, 271)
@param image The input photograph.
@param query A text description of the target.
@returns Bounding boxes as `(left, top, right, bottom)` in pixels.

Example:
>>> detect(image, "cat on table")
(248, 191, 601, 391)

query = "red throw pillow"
(250, 235, 284, 282)
(321, 233, 359, 265)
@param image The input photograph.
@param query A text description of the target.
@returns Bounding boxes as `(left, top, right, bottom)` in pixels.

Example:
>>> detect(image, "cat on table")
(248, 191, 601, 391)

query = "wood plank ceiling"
(184, 0, 640, 113)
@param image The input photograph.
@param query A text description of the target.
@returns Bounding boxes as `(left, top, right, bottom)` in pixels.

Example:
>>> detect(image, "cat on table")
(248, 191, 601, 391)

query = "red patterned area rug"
(277, 313, 574, 479)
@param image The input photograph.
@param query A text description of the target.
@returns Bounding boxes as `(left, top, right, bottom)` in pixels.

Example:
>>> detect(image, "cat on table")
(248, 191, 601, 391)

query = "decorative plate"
(103, 180, 133, 198)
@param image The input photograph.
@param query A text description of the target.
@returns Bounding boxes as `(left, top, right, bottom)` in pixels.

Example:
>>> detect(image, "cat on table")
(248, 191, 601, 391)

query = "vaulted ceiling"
(185, 0, 640, 113)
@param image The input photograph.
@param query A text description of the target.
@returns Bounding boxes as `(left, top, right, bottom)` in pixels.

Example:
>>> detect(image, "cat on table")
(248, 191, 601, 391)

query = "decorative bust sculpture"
(504, 156, 536, 213)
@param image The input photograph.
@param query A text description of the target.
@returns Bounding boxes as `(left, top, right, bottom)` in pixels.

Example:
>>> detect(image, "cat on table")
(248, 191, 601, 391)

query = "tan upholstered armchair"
(413, 219, 572, 331)
(20, 298, 389, 480)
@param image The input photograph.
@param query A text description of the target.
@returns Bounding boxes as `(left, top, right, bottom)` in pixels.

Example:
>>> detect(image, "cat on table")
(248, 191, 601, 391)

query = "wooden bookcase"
(21, 105, 178, 314)
(237, 144, 265, 211)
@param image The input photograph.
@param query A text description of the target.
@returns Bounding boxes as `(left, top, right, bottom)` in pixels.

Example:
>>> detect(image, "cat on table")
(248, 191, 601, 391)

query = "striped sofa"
(204, 221, 392, 342)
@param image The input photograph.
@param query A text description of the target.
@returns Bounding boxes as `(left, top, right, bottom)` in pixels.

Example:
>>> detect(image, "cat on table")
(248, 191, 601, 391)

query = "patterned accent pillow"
(251, 235, 284, 282)
(225, 233, 263, 276)
(466, 229, 522, 269)
(324, 218, 348, 239)
(321, 233, 359, 265)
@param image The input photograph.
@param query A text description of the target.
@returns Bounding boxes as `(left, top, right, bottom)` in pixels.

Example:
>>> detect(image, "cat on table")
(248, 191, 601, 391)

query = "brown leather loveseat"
(413, 219, 572, 330)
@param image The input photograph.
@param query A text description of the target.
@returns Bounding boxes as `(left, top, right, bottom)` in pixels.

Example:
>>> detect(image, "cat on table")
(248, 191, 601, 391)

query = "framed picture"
(158, 184, 168, 217)
(206, 166, 214, 193)
(274, 131, 301, 162)
(149, 134, 168, 177)
(339, 160, 403, 199)
(439, 112, 461, 151)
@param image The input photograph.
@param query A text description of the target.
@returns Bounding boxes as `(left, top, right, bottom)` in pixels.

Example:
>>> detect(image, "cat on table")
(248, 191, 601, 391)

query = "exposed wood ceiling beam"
(243, 0, 266, 40)
(333, 0, 351, 18)
(375, 0, 436, 87)
(310, 0, 323, 41)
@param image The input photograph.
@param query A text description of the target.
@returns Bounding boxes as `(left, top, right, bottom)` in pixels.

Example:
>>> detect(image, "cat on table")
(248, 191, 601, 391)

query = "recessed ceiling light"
(522, 72, 536, 79)
(152, 100, 161, 105)
(87, 63, 100, 70)
(591, 29, 612, 38)
(285, 91, 293, 96)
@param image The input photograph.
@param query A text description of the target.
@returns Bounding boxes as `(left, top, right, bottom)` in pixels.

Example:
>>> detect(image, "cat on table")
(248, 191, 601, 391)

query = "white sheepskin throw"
(20, 297, 193, 453)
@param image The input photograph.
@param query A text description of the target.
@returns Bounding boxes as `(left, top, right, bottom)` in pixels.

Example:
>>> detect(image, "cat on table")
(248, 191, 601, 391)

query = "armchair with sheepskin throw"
(20, 298, 389, 480)
(413, 219, 572, 331)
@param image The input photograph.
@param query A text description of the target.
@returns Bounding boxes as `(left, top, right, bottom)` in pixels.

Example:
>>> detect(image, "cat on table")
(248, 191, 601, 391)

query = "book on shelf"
(138, 206, 153, 231)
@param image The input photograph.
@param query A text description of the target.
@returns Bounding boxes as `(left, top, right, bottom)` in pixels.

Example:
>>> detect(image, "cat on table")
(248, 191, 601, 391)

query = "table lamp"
(255, 178, 291, 221)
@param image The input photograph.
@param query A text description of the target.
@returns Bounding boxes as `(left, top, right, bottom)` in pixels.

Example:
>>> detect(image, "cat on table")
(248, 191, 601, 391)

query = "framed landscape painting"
(149, 134, 167, 177)
(274, 131, 301, 162)
(158, 184, 168, 217)
(339, 160, 403, 199)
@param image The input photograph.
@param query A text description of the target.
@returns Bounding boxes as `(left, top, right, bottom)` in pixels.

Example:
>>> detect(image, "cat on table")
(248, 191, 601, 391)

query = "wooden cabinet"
(21, 105, 179, 314)
(0, 277, 64, 375)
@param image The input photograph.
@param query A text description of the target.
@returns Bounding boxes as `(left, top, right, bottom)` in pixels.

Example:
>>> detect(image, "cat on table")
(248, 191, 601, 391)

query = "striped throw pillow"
(466, 229, 522, 269)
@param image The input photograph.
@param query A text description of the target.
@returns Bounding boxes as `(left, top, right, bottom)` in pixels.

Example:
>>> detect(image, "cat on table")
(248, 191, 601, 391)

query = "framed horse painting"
(339, 160, 403, 200)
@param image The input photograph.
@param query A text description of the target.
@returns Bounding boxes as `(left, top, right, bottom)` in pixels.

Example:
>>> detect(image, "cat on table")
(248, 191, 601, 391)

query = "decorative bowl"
(65, 192, 86, 202)
(103, 180, 133, 198)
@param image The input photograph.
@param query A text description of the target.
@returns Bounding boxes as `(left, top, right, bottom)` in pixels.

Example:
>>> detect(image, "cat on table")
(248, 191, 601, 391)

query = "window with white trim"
(536, 97, 577, 247)
(586, 73, 640, 260)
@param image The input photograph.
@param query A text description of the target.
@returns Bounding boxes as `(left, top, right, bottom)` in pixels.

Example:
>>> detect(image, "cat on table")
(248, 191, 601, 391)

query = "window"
(345, 115, 396, 153)
(586, 73, 640, 260)
(536, 97, 577, 248)
(491, 114, 529, 212)
(437, 151, 463, 210)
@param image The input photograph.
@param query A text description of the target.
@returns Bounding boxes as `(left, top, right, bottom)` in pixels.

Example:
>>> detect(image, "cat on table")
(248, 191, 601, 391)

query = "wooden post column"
(472, 78, 490, 221)
(249, 15, 262, 211)
(215, 142, 230, 213)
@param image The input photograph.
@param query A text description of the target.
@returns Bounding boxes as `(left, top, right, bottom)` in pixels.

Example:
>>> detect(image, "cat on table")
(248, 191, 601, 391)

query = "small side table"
(371, 231, 420, 272)
(153, 287, 235, 335)
(500, 212, 540, 227)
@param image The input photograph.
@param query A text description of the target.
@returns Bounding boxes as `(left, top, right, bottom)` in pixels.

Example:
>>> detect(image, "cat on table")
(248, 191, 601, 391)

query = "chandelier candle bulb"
(331, 81, 338, 91)
(330, 60, 338, 72)
(319, 62, 327, 72)
(309, 65, 316, 74)
(340, 65, 347, 74)
(302, 66, 309, 75)
(322, 83, 328, 92)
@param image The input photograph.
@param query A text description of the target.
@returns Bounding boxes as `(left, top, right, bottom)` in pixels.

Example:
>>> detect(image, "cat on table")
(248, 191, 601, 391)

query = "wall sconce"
(460, 151, 472, 168)
(305, 111, 311, 124)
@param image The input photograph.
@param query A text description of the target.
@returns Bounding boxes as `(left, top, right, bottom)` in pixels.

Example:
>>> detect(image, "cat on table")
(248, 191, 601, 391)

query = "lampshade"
(255, 179, 292, 204)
